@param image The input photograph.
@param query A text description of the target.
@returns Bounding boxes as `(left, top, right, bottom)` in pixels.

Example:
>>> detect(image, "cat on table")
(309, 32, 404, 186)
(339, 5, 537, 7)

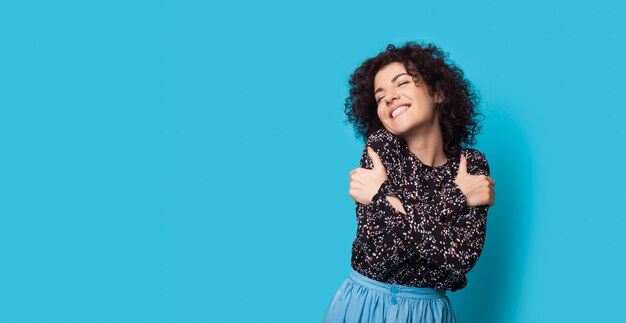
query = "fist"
(454, 153, 496, 207)
(349, 147, 388, 205)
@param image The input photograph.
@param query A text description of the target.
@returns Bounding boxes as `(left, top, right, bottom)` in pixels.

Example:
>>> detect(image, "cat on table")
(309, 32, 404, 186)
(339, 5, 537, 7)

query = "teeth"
(392, 105, 409, 118)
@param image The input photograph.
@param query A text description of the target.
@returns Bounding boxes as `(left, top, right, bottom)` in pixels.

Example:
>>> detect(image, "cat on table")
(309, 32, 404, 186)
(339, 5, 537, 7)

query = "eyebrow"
(374, 73, 410, 95)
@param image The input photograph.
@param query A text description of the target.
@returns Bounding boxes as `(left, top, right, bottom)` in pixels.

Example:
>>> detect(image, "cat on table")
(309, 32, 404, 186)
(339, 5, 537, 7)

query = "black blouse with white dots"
(350, 128, 491, 292)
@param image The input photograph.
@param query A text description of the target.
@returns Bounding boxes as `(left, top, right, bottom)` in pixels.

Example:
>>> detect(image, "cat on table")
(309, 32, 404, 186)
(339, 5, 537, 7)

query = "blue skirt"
(323, 269, 456, 323)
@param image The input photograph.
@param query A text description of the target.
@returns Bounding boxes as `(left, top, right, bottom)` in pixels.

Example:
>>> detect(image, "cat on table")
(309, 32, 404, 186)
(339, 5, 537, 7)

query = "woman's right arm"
(355, 129, 418, 269)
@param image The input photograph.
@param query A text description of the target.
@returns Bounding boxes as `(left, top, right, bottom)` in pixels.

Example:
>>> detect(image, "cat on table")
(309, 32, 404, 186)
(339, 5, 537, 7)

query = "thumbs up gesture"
(455, 154, 496, 207)
(349, 146, 390, 206)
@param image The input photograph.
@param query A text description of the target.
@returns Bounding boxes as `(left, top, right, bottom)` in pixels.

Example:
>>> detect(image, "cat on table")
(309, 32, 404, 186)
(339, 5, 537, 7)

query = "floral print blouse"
(350, 128, 491, 292)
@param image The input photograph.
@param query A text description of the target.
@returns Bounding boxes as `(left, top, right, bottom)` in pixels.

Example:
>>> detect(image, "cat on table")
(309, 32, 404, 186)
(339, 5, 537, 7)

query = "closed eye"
(376, 81, 410, 104)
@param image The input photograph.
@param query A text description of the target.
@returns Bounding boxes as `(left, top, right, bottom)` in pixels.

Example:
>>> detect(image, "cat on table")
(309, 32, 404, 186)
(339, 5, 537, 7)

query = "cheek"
(377, 108, 387, 120)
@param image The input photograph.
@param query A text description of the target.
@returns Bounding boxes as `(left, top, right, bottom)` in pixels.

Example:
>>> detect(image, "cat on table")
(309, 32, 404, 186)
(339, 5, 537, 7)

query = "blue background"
(1, 0, 625, 322)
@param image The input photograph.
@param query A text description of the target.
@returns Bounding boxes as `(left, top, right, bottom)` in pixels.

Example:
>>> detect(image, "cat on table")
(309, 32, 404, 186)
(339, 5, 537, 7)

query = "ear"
(434, 90, 445, 104)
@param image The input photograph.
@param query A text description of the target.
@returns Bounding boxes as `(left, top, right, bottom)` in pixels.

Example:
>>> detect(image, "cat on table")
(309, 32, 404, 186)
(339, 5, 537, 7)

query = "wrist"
(370, 179, 390, 205)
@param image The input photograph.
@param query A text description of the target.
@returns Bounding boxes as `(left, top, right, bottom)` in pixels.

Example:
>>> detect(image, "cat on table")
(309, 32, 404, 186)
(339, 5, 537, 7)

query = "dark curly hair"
(344, 41, 484, 157)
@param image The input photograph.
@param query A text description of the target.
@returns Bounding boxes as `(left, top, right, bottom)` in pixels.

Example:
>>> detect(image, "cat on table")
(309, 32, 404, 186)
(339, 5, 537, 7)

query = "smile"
(391, 105, 410, 119)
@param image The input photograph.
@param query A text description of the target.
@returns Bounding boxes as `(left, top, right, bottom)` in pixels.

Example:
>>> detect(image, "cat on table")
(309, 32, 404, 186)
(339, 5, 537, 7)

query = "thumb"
(367, 146, 385, 171)
(457, 153, 468, 176)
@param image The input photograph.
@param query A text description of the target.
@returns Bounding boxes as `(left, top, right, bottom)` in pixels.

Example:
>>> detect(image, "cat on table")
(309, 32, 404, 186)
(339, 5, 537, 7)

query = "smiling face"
(373, 61, 443, 137)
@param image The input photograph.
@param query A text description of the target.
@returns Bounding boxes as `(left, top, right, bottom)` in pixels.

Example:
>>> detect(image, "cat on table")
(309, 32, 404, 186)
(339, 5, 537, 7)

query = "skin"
(349, 62, 496, 214)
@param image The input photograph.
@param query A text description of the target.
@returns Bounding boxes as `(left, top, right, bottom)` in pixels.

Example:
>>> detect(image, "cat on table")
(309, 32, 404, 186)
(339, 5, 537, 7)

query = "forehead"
(374, 62, 408, 86)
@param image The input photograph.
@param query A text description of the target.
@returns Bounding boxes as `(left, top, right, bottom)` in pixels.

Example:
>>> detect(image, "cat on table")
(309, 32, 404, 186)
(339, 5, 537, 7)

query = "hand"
(349, 147, 389, 206)
(454, 154, 496, 207)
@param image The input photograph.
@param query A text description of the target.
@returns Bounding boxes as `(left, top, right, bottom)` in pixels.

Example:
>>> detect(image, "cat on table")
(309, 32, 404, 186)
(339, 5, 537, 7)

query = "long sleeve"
(355, 130, 417, 273)
(411, 150, 490, 277)
(358, 129, 413, 237)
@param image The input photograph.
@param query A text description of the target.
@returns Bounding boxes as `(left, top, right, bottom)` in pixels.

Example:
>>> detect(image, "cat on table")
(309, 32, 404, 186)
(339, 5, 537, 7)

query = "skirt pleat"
(323, 269, 456, 323)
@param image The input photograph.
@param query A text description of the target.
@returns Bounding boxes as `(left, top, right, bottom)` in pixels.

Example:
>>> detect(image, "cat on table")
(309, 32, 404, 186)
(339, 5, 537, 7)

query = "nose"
(384, 90, 400, 105)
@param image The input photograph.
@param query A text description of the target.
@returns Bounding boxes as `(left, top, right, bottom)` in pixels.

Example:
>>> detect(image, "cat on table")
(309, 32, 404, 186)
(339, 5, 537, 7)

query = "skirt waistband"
(349, 269, 447, 299)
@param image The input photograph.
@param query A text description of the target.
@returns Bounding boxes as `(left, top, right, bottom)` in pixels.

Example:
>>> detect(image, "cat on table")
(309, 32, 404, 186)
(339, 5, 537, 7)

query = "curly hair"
(344, 41, 484, 157)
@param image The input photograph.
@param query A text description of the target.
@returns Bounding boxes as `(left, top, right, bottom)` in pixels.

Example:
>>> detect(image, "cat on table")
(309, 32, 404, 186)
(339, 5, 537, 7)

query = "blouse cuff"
(366, 178, 411, 237)
(436, 182, 469, 224)
(369, 179, 389, 213)
(370, 178, 403, 212)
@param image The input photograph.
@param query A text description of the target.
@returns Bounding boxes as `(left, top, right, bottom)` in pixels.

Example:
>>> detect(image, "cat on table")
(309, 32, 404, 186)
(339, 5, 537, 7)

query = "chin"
(382, 127, 407, 139)
(386, 119, 416, 135)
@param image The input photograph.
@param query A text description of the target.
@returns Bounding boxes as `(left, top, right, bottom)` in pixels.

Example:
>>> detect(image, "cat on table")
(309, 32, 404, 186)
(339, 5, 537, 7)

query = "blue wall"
(1, 0, 625, 322)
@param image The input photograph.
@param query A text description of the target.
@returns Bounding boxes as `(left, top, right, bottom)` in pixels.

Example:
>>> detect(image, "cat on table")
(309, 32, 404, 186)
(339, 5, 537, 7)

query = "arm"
(411, 150, 491, 277)
(359, 128, 412, 218)
(355, 129, 419, 270)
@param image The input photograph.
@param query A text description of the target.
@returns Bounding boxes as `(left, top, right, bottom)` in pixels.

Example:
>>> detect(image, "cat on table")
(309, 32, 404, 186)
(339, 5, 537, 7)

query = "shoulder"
(365, 128, 403, 153)
(459, 147, 490, 176)
(360, 128, 404, 172)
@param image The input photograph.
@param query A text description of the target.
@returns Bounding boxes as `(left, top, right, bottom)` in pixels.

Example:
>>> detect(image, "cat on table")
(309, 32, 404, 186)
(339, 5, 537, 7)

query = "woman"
(323, 42, 496, 322)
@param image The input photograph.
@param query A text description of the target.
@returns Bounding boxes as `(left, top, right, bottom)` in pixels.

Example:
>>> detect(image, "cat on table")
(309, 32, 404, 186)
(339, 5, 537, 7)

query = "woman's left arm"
(410, 150, 491, 277)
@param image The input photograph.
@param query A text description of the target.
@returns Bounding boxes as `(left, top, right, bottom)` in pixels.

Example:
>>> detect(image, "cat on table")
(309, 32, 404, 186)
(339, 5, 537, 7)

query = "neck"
(403, 120, 447, 167)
